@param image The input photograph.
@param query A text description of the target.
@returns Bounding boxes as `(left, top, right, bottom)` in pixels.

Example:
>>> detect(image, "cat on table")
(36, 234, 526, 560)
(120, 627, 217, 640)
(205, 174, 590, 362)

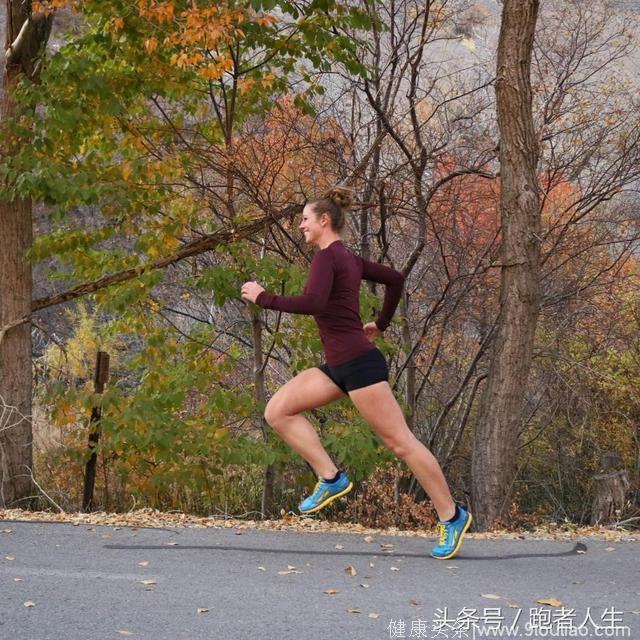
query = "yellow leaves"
(537, 598, 563, 607)
(121, 162, 132, 181)
(261, 72, 276, 90)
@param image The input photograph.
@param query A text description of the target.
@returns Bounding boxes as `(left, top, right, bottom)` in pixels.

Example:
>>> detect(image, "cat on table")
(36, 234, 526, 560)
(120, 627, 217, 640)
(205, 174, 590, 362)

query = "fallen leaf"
(116, 631, 134, 636)
(369, 613, 380, 619)
(14, 578, 23, 582)
(369, 562, 375, 568)
(2, 528, 13, 534)
(5, 556, 15, 561)
(165, 542, 178, 546)
(364, 535, 374, 543)
(100, 534, 111, 540)
(335, 544, 344, 550)
(605, 547, 615, 552)
(287, 565, 296, 570)
(137, 561, 149, 567)
(345, 565, 357, 577)
(360, 584, 369, 589)
(257, 566, 266, 572)
(323, 589, 339, 595)
(446, 565, 459, 570)
(24, 601, 35, 608)
(277, 570, 302, 575)
(196, 608, 209, 614)
(410, 599, 419, 606)
(537, 598, 563, 607)
(347, 608, 361, 614)
(390, 567, 400, 571)
(138, 579, 157, 585)
(481, 594, 501, 600)
(380, 543, 394, 551)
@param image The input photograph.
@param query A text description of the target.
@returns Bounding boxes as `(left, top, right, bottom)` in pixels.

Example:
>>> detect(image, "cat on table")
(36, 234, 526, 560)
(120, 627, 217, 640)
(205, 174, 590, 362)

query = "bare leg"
(264, 368, 346, 479)
(348, 381, 456, 521)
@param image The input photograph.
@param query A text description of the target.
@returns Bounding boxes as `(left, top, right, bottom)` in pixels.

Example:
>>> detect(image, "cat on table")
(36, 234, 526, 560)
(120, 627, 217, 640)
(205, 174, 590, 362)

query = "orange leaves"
(229, 95, 346, 208)
(144, 37, 159, 54)
(137, 0, 175, 24)
(31, 0, 74, 15)
(196, 59, 234, 82)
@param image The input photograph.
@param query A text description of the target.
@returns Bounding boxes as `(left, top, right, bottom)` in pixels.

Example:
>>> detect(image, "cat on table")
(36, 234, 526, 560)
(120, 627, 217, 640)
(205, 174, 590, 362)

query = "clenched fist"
(240, 281, 265, 304)
(363, 321, 382, 340)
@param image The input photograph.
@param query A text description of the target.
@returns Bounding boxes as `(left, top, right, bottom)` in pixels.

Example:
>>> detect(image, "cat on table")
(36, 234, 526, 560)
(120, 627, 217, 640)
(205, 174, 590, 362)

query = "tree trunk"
(471, 0, 541, 531)
(0, 1, 51, 507)
(251, 309, 275, 517)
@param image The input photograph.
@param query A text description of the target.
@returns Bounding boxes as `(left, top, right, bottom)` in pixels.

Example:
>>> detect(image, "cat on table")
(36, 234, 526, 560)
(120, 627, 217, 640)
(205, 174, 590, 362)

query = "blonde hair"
(309, 186, 355, 232)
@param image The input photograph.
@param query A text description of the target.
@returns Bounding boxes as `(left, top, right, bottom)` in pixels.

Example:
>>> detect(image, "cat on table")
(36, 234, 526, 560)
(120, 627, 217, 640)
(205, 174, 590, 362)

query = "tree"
(0, 0, 374, 511)
(471, 0, 541, 530)
(0, 1, 53, 507)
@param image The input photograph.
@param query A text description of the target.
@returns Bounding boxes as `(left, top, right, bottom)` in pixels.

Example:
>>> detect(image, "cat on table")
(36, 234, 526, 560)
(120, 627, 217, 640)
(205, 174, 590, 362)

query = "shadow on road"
(104, 542, 587, 561)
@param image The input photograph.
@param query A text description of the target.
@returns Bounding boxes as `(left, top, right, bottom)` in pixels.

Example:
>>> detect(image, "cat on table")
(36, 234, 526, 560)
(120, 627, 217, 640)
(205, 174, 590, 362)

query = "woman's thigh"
(347, 381, 414, 444)
(266, 367, 347, 419)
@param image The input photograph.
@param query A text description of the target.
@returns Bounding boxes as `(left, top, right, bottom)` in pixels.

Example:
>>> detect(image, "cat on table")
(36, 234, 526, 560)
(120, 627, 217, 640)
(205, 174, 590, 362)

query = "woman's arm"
(254, 250, 335, 315)
(358, 256, 405, 331)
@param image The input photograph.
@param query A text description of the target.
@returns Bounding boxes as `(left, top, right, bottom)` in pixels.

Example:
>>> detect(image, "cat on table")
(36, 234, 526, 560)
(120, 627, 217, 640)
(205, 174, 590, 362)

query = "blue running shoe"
(431, 505, 472, 560)
(298, 472, 353, 514)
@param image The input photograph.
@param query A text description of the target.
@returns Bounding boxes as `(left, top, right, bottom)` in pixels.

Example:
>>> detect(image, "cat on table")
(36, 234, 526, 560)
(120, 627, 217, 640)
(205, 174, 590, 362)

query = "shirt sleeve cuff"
(375, 319, 388, 332)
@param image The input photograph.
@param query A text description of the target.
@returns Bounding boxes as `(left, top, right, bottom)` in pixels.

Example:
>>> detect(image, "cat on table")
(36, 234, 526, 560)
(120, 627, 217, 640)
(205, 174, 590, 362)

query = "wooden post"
(82, 351, 110, 512)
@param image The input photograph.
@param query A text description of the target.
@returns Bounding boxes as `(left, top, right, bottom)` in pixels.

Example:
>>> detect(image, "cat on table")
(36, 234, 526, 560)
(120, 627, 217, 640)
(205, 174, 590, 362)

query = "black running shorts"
(317, 347, 389, 394)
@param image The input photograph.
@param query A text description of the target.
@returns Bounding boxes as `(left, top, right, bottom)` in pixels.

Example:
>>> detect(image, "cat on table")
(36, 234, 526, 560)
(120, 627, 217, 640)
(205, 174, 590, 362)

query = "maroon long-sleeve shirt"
(255, 240, 405, 366)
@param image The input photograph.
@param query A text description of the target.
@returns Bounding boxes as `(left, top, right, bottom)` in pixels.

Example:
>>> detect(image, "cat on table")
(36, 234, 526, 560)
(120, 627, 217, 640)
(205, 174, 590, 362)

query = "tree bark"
(1, 1, 53, 506)
(471, 0, 541, 531)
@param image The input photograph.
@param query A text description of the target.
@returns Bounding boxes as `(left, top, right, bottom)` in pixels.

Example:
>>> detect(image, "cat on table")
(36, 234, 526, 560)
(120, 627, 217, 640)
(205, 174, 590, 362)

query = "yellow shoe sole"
(299, 482, 354, 515)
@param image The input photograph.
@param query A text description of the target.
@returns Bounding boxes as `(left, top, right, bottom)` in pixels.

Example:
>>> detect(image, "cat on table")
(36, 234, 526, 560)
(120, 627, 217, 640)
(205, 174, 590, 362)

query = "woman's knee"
(264, 398, 289, 429)
(382, 432, 418, 459)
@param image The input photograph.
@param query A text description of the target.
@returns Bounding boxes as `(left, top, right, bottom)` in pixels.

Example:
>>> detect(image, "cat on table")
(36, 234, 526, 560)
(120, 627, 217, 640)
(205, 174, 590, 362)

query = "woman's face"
(299, 205, 328, 246)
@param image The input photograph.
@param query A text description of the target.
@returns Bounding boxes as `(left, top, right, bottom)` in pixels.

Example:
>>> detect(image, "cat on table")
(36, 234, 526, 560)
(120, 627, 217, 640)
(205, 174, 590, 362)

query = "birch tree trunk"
(471, 0, 541, 531)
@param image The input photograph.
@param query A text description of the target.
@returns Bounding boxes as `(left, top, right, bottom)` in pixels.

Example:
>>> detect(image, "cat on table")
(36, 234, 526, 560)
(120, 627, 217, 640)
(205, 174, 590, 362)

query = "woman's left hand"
(241, 281, 265, 304)
(363, 321, 382, 340)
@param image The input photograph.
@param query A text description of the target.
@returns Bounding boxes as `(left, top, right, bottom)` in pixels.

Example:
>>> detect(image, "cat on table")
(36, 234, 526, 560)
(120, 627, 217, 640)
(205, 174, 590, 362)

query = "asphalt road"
(1, 520, 638, 640)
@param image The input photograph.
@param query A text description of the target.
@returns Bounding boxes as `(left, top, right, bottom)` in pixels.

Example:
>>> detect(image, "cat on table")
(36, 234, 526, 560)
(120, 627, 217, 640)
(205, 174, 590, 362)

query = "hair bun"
(326, 186, 355, 211)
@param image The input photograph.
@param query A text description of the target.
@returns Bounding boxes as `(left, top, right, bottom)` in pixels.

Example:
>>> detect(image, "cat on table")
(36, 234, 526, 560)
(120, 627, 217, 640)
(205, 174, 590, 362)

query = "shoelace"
(436, 522, 447, 546)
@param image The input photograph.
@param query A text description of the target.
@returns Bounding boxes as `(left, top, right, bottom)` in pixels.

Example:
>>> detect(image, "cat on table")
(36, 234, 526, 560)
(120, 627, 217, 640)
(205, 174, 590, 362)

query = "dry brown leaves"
(0, 508, 637, 542)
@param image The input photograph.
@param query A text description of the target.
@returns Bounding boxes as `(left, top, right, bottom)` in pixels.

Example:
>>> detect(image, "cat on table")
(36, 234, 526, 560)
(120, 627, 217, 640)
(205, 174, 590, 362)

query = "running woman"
(240, 188, 472, 559)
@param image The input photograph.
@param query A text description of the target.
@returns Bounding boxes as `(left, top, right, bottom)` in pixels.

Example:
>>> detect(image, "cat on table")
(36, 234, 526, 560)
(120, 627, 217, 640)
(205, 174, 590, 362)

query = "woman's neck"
(318, 234, 342, 250)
